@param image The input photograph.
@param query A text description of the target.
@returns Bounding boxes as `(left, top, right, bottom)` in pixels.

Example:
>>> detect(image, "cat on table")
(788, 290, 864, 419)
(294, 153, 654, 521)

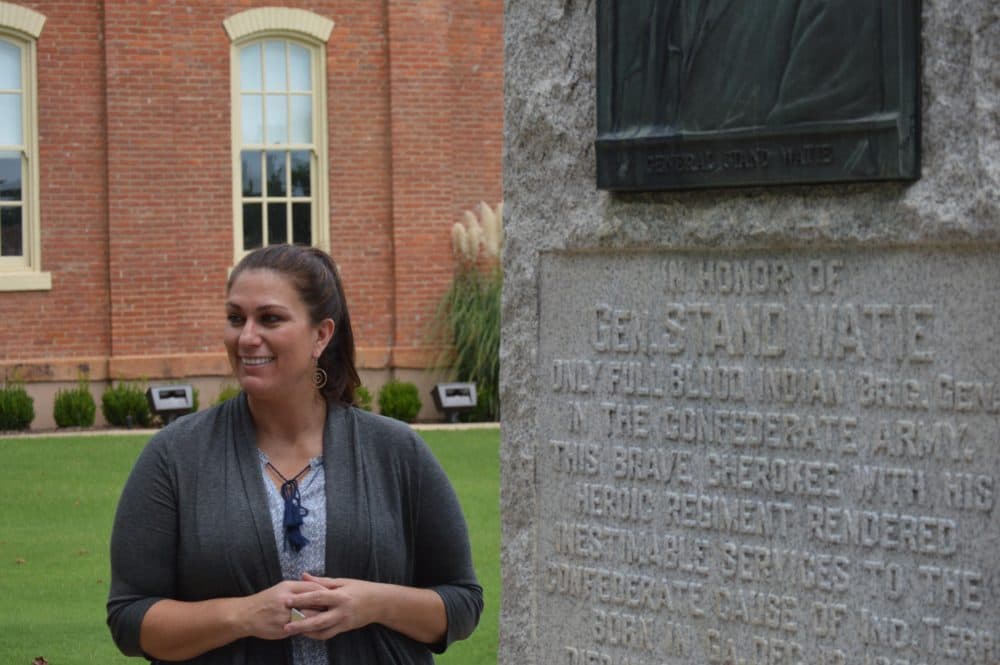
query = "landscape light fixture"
(430, 382, 477, 423)
(145, 384, 195, 425)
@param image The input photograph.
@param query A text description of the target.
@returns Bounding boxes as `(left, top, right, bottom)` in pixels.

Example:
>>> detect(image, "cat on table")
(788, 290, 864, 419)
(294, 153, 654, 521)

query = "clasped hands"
(247, 573, 379, 642)
(281, 573, 377, 641)
(247, 571, 445, 645)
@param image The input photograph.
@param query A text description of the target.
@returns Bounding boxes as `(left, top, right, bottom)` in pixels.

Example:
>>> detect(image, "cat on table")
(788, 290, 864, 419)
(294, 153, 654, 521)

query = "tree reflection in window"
(0, 38, 25, 259)
(238, 39, 315, 252)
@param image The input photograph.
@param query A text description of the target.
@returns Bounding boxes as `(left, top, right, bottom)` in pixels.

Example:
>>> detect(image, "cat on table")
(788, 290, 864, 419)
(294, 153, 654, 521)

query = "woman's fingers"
(286, 587, 340, 609)
(300, 572, 345, 589)
(285, 579, 383, 639)
(241, 579, 325, 640)
(284, 605, 345, 640)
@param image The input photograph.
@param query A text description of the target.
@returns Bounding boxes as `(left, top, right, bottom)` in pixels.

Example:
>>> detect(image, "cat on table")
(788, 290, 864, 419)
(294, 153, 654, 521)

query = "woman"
(107, 245, 483, 664)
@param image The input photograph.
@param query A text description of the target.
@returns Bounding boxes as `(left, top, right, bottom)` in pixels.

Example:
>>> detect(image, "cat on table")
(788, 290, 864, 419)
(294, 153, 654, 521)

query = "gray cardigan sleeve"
(405, 432, 484, 651)
(106, 433, 178, 657)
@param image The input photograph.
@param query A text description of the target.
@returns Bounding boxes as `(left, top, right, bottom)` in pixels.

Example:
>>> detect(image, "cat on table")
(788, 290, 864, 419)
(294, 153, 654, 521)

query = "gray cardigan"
(107, 396, 483, 664)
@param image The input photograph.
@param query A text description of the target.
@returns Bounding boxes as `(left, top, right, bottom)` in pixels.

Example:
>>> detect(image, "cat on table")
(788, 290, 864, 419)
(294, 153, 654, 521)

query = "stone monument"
(501, 2, 999, 665)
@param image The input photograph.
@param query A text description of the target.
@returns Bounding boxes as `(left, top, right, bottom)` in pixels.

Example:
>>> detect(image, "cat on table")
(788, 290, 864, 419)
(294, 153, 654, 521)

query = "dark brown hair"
(227, 244, 360, 405)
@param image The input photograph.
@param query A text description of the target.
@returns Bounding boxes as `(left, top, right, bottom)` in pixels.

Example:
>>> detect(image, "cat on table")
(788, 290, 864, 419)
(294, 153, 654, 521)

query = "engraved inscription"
(537, 251, 999, 665)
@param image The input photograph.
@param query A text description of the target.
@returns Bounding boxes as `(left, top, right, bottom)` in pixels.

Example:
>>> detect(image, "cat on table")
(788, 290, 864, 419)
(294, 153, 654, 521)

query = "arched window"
(224, 8, 333, 262)
(0, 2, 47, 291)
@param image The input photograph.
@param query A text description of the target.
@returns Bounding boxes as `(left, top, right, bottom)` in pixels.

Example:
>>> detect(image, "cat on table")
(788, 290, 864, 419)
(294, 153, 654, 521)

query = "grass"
(0, 427, 500, 665)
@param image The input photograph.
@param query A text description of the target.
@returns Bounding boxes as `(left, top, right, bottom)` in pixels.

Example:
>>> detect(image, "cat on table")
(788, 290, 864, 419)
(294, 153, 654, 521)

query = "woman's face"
(224, 269, 333, 401)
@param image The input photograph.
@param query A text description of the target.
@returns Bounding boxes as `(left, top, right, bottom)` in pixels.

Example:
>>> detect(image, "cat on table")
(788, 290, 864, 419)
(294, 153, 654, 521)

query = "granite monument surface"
(537, 250, 998, 664)
(502, 2, 999, 665)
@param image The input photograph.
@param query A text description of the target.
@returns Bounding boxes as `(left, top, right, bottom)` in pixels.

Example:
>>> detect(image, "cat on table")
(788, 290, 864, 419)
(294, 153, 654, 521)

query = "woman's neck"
(247, 390, 327, 461)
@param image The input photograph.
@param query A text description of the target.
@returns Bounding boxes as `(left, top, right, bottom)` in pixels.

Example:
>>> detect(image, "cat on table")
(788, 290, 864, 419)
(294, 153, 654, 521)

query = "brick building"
(0, 1, 503, 428)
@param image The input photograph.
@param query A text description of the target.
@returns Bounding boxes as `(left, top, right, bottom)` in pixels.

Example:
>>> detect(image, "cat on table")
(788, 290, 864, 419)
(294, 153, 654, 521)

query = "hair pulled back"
(227, 244, 360, 405)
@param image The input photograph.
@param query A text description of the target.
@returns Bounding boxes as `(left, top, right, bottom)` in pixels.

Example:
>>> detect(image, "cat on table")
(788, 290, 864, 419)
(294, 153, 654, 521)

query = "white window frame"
(224, 8, 333, 265)
(0, 2, 47, 291)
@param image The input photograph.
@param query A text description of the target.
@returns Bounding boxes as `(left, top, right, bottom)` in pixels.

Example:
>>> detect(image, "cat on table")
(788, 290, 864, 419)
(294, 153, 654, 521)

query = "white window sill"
(0, 271, 52, 291)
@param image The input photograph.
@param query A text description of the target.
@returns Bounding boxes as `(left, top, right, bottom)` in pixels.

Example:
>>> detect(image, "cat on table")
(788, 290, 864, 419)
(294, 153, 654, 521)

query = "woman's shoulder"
(338, 405, 429, 459)
(143, 397, 240, 456)
(348, 404, 410, 433)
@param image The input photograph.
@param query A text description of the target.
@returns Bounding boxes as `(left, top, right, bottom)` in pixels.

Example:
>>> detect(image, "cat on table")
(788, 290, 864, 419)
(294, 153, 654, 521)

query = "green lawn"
(0, 427, 499, 665)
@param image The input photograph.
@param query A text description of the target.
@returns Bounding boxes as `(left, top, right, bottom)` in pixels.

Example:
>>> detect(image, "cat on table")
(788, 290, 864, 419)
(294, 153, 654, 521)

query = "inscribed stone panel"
(537, 249, 1000, 665)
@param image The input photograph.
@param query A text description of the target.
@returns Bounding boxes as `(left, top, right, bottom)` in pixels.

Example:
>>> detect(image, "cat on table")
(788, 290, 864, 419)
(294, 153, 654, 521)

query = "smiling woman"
(107, 244, 483, 665)
(225, 245, 357, 407)
(224, 268, 335, 404)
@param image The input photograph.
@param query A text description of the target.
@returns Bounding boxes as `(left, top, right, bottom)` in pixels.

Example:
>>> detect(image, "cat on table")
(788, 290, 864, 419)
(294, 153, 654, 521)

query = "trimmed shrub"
(355, 385, 373, 411)
(53, 378, 96, 428)
(101, 382, 151, 428)
(0, 383, 34, 431)
(215, 383, 241, 405)
(377, 380, 421, 423)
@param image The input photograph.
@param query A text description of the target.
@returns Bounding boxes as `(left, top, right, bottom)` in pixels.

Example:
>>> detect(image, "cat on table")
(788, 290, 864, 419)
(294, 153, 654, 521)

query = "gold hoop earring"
(313, 366, 328, 390)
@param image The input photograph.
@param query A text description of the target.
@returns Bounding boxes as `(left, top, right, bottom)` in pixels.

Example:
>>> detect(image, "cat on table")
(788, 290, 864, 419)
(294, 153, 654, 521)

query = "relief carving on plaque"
(596, 1, 921, 190)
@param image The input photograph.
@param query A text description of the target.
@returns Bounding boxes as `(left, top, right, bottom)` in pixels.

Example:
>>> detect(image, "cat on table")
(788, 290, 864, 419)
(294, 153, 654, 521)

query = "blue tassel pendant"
(268, 462, 312, 552)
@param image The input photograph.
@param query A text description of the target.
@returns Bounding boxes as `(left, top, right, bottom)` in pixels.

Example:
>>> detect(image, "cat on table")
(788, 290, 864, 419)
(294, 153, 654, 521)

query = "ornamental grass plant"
(435, 201, 503, 422)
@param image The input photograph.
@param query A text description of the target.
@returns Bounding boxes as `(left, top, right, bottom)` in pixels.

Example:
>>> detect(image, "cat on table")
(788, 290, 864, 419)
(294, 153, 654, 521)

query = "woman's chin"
(236, 378, 275, 400)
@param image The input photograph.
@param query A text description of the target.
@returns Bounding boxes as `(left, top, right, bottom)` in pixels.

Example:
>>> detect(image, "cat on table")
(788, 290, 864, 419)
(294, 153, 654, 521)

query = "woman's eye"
(261, 314, 282, 325)
(227, 314, 244, 326)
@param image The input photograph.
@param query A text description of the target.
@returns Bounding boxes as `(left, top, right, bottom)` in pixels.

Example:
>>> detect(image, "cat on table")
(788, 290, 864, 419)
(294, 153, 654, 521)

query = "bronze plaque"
(596, 1, 921, 191)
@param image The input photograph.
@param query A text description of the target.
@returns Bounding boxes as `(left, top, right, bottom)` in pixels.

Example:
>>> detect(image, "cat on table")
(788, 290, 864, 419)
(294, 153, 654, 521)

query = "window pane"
(264, 41, 287, 92)
(290, 95, 312, 144)
(1, 207, 22, 256)
(241, 94, 263, 144)
(239, 43, 261, 91)
(267, 203, 287, 245)
(241, 151, 262, 197)
(0, 153, 21, 201)
(243, 203, 263, 249)
(265, 151, 286, 197)
(0, 40, 21, 90)
(0, 94, 22, 145)
(290, 151, 310, 196)
(265, 95, 287, 144)
(292, 203, 311, 245)
(289, 44, 311, 92)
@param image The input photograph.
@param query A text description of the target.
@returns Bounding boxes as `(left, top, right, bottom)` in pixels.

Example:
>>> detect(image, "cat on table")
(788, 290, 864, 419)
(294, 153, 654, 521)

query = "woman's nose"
(238, 320, 261, 345)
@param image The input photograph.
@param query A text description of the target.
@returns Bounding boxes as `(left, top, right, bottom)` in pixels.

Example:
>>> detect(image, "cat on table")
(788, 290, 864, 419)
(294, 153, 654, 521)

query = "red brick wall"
(0, 1, 110, 362)
(327, 1, 395, 355)
(103, 0, 233, 357)
(387, 0, 504, 363)
(1, 0, 502, 381)
(448, 0, 505, 234)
